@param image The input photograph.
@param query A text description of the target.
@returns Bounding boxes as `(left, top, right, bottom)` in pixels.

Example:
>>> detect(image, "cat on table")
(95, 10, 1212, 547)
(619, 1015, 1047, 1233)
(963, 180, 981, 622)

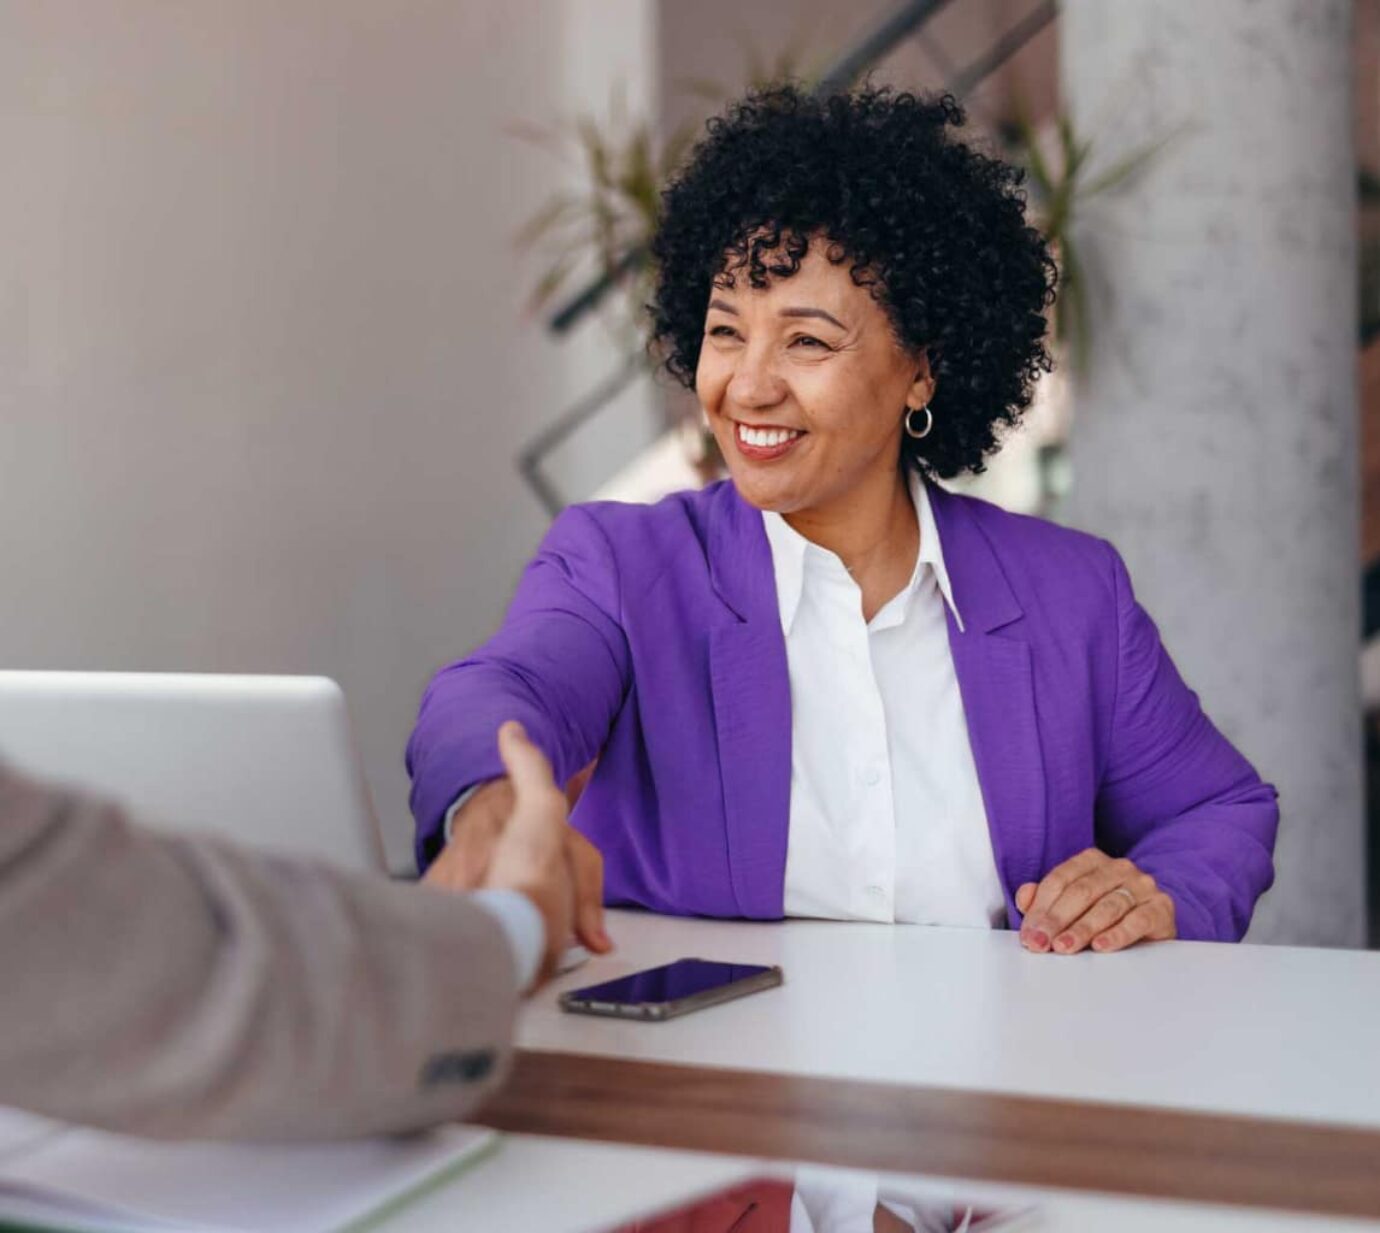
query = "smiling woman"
(409, 85, 1278, 955)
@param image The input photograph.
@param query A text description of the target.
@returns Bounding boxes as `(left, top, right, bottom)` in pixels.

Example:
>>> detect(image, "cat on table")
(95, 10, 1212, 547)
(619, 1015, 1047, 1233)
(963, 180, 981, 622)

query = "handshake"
(422, 722, 613, 988)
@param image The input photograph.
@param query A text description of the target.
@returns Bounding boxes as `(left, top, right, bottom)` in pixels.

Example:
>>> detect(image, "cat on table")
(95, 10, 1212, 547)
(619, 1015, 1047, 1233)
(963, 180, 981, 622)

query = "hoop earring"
(904, 404, 933, 440)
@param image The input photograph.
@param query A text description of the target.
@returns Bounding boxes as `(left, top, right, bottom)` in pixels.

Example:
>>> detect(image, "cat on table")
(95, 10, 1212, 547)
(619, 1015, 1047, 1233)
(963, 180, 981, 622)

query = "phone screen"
(567, 959, 774, 1006)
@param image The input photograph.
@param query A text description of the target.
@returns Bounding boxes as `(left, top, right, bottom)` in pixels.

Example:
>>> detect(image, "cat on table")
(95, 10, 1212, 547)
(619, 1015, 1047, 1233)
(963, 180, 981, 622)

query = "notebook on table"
(0, 1108, 495, 1233)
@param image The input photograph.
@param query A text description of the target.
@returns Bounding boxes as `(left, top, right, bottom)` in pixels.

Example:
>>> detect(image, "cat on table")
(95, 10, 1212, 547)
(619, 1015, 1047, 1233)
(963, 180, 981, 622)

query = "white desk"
(391, 1132, 1380, 1232)
(519, 910, 1380, 1129)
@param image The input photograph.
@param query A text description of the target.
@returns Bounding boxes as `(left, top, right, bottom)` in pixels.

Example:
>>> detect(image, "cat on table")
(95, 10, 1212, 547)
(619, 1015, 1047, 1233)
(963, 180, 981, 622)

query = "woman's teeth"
(737, 424, 802, 448)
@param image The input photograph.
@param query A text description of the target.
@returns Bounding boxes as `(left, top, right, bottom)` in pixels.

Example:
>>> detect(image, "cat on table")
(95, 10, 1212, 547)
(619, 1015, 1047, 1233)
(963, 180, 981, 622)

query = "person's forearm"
(0, 766, 518, 1140)
(407, 506, 633, 872)
(1121, 782, 1278, 942)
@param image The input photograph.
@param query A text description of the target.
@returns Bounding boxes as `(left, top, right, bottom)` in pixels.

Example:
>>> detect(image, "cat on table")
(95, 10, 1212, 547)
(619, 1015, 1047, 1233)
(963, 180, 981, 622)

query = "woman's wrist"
(442, 777, 513, 845)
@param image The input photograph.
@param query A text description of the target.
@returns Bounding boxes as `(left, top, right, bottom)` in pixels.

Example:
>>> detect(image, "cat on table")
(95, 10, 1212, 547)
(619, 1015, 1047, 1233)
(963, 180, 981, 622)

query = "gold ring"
(1109, 886, 1137, 909)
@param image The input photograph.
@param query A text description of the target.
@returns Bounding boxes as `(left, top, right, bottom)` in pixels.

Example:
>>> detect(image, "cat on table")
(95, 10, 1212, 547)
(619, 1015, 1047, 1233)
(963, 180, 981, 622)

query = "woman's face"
(695, 236, 933, 517)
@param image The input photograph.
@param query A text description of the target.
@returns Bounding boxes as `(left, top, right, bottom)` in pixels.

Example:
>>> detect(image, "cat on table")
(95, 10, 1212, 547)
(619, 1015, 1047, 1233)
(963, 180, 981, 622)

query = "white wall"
(0, 2, 612, 867)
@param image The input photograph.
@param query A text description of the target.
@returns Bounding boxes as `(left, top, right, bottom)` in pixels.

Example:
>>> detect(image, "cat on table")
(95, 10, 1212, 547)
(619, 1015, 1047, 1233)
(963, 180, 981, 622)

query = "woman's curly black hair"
(648, 84, 1057, 479)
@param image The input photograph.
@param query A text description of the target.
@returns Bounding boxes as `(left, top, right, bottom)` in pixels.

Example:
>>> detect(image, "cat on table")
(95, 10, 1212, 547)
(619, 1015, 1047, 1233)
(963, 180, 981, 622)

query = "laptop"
(0, 671, 385, 873)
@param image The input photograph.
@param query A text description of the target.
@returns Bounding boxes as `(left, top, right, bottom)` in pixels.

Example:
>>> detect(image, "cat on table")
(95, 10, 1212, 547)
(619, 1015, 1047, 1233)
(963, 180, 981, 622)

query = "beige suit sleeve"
(0, 764, 519, 1141)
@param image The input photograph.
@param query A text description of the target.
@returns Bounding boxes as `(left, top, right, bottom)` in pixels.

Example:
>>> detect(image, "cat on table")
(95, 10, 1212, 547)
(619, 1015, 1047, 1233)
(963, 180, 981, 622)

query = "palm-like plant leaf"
(514, 194, 580, 250)
(1057, 237, 1091, 375)
(527, 252, 582, 314)
(1082, 125, 1186, 199)
(1002, 102, 1182, 371)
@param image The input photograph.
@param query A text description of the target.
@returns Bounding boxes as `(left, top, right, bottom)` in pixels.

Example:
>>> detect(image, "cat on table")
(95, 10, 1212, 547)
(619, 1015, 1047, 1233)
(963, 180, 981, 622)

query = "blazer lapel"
(706, 484, 792, 919)
(929, 486, 1047, 924)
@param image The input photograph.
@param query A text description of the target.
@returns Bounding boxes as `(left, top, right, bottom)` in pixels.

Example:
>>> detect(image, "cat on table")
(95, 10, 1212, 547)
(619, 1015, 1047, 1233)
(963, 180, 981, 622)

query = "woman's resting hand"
(1016, 848, 1177, 954)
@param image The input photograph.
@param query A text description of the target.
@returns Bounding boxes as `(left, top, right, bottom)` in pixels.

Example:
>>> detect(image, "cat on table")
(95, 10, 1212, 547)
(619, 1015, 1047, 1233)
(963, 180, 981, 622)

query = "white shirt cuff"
(442, 782, 490, 844)
(469, 888, 545, 991)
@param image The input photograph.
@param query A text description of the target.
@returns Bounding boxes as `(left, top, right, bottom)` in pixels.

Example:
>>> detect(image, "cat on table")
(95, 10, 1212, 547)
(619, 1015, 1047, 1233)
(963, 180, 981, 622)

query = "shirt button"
(865, 884, 887, 900)
(862, 766, 883, 787)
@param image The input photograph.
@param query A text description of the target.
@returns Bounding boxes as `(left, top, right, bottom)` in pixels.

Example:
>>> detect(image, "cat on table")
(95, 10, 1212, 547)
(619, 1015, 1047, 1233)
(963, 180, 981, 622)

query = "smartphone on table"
(559, 958, 783, 1021)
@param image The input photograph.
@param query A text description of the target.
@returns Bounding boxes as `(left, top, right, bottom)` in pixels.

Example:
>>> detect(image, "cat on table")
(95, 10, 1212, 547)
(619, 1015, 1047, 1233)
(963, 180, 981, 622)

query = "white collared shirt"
(763, 471, 1006, 928)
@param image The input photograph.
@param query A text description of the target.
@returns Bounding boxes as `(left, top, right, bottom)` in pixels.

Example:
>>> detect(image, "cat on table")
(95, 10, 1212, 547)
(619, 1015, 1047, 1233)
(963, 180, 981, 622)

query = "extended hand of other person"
(1015, 848, 1176, 954)
(423, 725, 613, 968)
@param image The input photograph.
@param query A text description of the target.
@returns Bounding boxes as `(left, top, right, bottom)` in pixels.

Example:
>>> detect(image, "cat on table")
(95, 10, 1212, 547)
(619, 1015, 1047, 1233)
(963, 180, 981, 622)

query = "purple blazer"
(408, 481, 1278, 941)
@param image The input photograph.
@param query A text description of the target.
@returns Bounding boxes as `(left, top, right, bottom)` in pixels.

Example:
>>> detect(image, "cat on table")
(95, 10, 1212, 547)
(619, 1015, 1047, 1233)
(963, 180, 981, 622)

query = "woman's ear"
(906, 349, 936, 410)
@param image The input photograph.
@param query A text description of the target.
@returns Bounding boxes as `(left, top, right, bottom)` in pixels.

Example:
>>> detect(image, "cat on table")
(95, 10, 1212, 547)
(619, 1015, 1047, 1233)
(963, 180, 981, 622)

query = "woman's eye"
(708, 325, 739, 339)
(791, 334, 827, 349)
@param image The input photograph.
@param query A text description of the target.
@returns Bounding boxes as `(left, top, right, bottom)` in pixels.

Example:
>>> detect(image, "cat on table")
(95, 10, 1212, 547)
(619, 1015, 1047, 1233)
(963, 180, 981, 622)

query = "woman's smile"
(732, 419, 807, 462)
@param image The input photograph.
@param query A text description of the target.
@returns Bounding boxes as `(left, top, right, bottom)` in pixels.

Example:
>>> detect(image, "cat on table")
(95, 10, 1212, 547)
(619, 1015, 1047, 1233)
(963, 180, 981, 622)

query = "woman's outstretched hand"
(424, 722, 613, 983)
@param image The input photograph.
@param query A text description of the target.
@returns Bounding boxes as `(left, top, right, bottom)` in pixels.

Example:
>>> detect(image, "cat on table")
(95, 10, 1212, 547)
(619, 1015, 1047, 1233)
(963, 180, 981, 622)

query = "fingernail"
(1092, 936, 1110, 951)
(1054, 933, 1075, 953)
(1024, 929, 1049, 951)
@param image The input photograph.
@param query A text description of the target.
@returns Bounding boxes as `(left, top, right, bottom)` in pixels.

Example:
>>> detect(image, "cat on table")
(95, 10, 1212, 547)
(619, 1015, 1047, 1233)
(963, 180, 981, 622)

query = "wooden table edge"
(477, 1049, 1380, 1220)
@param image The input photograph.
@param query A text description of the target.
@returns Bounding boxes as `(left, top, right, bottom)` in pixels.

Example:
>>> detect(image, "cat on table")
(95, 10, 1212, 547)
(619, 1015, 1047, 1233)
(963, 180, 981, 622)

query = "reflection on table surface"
(609, 1165, 1037, 1233)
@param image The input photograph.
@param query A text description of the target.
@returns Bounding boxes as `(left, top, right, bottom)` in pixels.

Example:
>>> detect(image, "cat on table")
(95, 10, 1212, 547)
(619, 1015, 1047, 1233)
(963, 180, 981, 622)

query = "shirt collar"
(761, 501, 809, 634)
(912, 469, 965, 633)
(760, 470, 966, 636)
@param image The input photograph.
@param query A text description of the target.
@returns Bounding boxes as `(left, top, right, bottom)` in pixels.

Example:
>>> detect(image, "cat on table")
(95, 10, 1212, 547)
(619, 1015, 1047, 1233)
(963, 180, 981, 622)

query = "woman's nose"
(726, 347, 785, 408)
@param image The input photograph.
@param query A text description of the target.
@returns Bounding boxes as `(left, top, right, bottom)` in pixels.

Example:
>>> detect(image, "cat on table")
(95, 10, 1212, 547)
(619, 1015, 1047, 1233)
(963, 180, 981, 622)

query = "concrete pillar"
(1059, 0, 1362, 945)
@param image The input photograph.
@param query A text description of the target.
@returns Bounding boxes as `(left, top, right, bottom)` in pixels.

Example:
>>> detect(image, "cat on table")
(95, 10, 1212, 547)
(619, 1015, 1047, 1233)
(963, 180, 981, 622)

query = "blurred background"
(1, 0, 1374, 946)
